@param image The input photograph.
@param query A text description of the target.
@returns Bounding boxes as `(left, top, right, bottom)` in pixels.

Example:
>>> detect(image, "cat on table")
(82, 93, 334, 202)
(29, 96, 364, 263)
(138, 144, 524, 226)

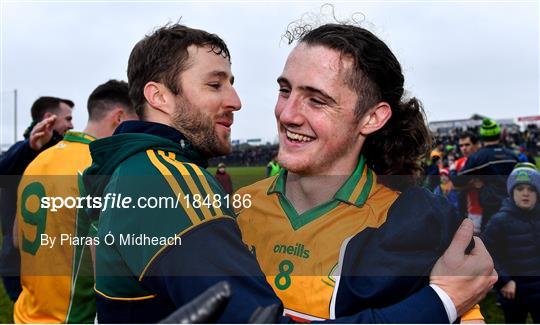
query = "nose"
(276, 94, 304, 126)
(225, 86, 242, 112)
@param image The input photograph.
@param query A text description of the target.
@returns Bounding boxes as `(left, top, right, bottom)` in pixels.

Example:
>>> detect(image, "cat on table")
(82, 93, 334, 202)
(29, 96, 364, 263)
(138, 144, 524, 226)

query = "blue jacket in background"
(434, 185, 459, 210)
(482, 198, 540, 305)
(453, 144, 518, 228)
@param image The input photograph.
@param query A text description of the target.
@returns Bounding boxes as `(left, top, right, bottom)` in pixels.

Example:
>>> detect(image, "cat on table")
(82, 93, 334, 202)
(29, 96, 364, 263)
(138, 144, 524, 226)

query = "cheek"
(274, 98, 285, 120)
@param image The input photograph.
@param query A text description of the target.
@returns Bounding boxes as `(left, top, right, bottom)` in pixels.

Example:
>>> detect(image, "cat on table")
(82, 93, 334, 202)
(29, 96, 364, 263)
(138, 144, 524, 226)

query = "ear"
(359, 102, 392, 136)
(113, 107, 124, 125)
(42, 112, 54, 120)
(143, 81, 174, 115)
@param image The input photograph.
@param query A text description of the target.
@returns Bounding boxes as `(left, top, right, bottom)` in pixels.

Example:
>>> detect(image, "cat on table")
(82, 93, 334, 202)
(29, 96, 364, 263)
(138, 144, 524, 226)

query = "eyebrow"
(277, 76, 337, 105)
(208, 70, 234, 85)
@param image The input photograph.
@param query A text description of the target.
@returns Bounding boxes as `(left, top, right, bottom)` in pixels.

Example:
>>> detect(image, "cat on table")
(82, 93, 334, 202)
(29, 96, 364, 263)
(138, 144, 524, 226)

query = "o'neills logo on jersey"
(273, 243, 310, 259)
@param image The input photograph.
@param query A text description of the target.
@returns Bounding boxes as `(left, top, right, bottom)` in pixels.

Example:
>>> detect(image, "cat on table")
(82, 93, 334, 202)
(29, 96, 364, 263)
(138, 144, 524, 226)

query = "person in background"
(215, 162, 233, 195)
(482, 162, 540, 323)
(425, 150, 442, 192)
(266, 155, 281, 177)
(13, 80, 138, 323)
(0, 96, 74, 302)
(434, 168, 459, 209)
(453, 118, 518, 231)
(451, 132, 483, 234)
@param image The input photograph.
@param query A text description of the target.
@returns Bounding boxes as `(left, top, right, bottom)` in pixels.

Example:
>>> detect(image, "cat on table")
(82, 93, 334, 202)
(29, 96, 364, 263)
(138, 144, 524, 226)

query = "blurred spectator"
(0, 96, 74, 301)
(453, 118, 518, 231)
(266, 156, 281, 177)
(482, 163, 540, 323)
(434, 168, 459, 209)
(424, 150, 442, 191)
(215, 162, 233, 195)
(451, 132, 483, 233)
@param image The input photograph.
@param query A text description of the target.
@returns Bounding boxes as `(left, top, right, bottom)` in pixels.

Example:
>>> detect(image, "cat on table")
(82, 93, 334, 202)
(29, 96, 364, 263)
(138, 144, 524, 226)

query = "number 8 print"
(275, 259, 294, 290)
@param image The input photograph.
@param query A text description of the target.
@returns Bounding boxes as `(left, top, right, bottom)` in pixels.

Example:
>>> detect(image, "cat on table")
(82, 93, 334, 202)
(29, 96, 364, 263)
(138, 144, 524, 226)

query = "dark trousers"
(2, 276, 21, 301)
(502, 302, 540, 323)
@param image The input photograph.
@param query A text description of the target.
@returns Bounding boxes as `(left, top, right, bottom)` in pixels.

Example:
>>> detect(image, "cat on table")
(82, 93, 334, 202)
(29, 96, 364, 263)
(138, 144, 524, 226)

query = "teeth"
(286, 130, 314, 142)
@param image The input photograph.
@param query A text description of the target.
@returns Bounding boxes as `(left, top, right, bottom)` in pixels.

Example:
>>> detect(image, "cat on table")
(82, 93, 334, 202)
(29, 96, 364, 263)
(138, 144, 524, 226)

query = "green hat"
(479, 118, 500, 141)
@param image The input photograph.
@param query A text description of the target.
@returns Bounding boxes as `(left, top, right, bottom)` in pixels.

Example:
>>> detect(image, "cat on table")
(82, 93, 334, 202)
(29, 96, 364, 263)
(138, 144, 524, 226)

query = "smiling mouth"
(216, 121, 233, 128)
(285, 129, 315, 143)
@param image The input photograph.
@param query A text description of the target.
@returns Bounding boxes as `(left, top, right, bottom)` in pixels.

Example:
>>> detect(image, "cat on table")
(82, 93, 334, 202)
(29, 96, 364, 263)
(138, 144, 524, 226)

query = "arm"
(481, 216, 511, 289)
(430, 220, 497, 317)
(149, 219, 456, 324)
(0, 116, 61, 177)
(329, 189, 490, 323)
(0, 140, 39, 176)
(141, 217, 283, 323)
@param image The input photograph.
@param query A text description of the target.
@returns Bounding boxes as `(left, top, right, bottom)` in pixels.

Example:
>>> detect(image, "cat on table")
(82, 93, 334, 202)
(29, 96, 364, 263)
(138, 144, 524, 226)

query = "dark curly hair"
(127, 23, 230, 118)
(289, 23, 431, 187)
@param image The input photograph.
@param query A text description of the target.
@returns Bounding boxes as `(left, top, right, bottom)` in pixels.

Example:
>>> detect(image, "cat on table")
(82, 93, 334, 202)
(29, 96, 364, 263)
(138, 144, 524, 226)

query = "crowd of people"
(209, 144, 278, 167)
(0, 16, 536, 325)
(423, 119, 540, 322)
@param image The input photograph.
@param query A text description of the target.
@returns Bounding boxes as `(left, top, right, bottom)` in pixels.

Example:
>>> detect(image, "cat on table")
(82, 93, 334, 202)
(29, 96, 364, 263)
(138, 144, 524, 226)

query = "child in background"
(483, 163, 540, 323)
(434, 168, 459, 209)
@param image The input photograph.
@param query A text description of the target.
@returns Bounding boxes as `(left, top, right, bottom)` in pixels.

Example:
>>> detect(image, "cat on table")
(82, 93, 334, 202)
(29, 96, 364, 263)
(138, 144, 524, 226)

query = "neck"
(83, 121, 113, 139)
(285, 173, 348, 214)
(284, 157, 358, 214)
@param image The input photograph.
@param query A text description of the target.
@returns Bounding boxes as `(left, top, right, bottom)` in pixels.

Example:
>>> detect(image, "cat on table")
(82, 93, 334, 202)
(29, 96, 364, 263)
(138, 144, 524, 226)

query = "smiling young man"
(236, 23, 496, 323)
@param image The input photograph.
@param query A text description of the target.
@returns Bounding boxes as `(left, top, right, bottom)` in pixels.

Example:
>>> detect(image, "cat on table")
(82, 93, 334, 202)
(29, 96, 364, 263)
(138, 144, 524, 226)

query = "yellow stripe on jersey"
(138, 216, 235, 281)
(145, 150, 200, 225)
(157, 151, 222, 217)
(185, 162, 225, 217)
(94, 285, 157, 301)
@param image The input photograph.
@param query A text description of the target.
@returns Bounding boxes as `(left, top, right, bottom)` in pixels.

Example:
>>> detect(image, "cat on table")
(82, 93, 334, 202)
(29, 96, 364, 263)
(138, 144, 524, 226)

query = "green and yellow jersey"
(84, 121, 280, 323)
(237, 156, 483, 322)
(14, 131, 96, 323)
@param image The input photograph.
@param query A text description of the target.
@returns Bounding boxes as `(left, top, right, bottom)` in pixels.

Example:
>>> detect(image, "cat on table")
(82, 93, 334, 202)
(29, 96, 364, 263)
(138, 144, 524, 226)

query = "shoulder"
(4, 140, 28, 155)
(24, 140, 81, 174)
(236, 175, 277, 197)
(382, 186, 461, 250)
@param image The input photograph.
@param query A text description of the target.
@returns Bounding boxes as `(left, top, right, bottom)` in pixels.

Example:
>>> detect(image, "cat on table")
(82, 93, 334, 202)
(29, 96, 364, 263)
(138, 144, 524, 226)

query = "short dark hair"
(87, 80, 135, 121)
(127, 23, 230, 118)
(293, 24, 431, 182)
(459, 131, 479, 144)
(31, 96, 74, 121)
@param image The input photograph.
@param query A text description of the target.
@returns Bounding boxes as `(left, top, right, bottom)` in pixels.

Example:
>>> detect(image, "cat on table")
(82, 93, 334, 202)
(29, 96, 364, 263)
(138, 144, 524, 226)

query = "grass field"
(207, 166, 267, 191)
(0, 166, 533, 323)
(0, 233, 14, 323)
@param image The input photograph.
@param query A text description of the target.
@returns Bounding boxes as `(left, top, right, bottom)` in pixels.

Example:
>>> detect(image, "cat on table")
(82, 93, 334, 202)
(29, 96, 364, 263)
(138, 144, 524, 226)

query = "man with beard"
(85, 23, 495, 323)
(83, 24, 281, 323)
